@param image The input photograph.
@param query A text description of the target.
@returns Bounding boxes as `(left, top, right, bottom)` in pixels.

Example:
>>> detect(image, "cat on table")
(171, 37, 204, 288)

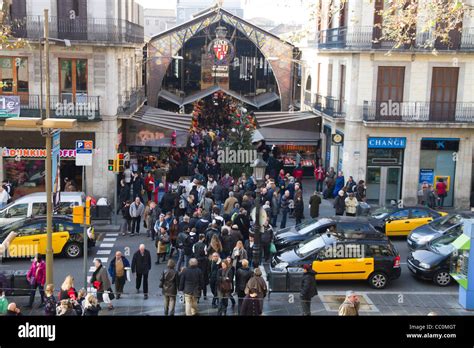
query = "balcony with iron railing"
(12, 94, 101, 121)
(363, 100, 474, 124)
(4, 16, 144, 44)
(316, 26, 474, 51)
(117, 86, 146, 116)
(313, 94, 346, 119)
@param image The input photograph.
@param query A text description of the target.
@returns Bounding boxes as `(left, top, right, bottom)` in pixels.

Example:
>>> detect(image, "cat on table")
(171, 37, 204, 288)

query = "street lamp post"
(251, 153, 267, 268)
(4, 9, 76, 285)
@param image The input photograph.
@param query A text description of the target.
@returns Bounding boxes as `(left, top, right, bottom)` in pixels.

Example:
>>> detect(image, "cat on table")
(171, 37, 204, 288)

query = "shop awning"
(254, 111, 319, 127)
(131, 105, 192, 131)
(157, 86, 280, 109)
(252, 127, 320, 145)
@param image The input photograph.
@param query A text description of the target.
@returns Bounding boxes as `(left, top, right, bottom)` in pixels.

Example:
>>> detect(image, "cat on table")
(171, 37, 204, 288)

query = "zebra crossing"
(86, 232, 119, 292)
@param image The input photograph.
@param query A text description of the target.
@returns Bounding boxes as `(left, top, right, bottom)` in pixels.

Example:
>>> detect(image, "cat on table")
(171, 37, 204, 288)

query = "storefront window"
(60, 59, 88, 102)
(0, 57, 28, 94)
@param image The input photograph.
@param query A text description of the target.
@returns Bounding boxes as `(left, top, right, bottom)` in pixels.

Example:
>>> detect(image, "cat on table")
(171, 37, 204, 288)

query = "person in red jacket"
(314, 164, 325, 193)
(436, 178, 447, 208)
(293, 166, 303, 182)
(144, 172, 155, 202)
(26, 254, 46, 308)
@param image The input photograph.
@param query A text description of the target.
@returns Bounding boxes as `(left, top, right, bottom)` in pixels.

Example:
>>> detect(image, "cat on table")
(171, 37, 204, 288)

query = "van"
(0, 192, 85, 227)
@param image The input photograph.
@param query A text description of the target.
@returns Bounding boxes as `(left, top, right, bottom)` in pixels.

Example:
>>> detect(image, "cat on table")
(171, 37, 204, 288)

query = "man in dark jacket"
(309, 191, 322, 219)
(131, 244, 152, 299)
(235, 259, 252, 314)
(193, 234, 209, 299)
(161, 190, 178, 214)
(108, 251, 130, 299)
(205, 223, 219, 246)
(159, 259, 179, 316)
(300, 264, 318, 316)
(234, 209, 251, 241)
(179, 258, 204, 316)
(212, 183, 225, 210)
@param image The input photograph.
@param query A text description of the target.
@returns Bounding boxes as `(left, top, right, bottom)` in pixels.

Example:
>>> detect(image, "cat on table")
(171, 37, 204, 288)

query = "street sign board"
(75, 140, 93, 166)
(52, 131, 61, 211)
(0, 95, 20, 118)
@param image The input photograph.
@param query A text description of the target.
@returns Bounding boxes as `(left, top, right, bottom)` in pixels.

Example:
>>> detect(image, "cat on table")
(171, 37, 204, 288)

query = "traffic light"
(108, 159, 114, 172)
(116, 153, 124, 172)
(72, 205, 84, 224)
(85, 197, 91, 226)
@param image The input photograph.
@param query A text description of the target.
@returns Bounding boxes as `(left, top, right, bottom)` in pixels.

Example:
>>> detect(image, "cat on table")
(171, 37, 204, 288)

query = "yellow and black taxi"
(369, 206, 448, 237)
(0, 216, 95, 259)
(270, 232, 401, 289)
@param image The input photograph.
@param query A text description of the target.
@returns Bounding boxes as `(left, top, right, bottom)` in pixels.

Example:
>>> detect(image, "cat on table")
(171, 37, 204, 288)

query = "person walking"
(338, 291, 360, 316)
(26, 254, 46, 308)
(108, 251, 130, 299)
(355, 180, 367, 202)
(121, 200, 132, 236)
(131, 244, 152, 299)
(131, 171, 144, 202)
(240, 288, 263, 316)
(260, 220, 274, 263)
(129, 197, 145, 236)
(0, 186, 9, 209)
(245, 268, 267, 299)
(334, 190, 346, 216)
(294, 191, 304, 225)
(144, 172, 155, 202)
(345, 192, 359, 217)
(436, 178, 447, 208)
(300, 264, 318, 316)
(208, 252, 221, 308)
(216, 259, 233, 316)
(193, 234, 209, 299)
(231, 241, 248, 270)
(155, 226, 170, 264)
(332, 171, 345, 198)
(90, 259, 114, 310)
(314, 164, 325, 193)
(309, 191, 322, 219)
(43, 284, 56, 316)
(271, 190, 280, 227)
(159, 259, 179, 316)
(179, 258, 204, 316)
(279, 190, 291, 229)
(235, 259, 252, 314)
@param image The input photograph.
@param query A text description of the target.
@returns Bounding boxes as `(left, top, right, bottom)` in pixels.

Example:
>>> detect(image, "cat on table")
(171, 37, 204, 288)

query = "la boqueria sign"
(1, 148, 76, 158)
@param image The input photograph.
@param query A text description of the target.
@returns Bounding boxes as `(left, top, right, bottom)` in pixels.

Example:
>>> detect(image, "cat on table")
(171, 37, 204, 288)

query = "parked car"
(0, 192, 85, 227)
(369, 206, 448, 237)
(0, 215, 95, 259)
(407, 228, 463, 286)
(270, 232, 401, 289)
(407, 212, 474, 250)
(274, 217, 384, 251)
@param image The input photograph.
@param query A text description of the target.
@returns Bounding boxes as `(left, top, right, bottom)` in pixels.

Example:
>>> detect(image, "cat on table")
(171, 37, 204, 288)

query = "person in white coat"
(345, 192, 359, 217)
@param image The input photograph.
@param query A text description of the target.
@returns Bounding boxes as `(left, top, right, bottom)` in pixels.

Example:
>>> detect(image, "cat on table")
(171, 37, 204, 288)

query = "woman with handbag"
(90, 259, 114, 310)
(216, 259, 233, 316)
(155, 226, 170, 264)
(26, 254, 46, 308)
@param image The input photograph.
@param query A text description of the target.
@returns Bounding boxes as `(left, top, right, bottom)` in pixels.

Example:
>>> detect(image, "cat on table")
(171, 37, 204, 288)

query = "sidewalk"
(16, 290, 472, 316)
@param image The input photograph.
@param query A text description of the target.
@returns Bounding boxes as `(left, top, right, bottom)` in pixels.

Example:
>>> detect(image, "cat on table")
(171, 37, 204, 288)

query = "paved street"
(2, 180, 470, 316)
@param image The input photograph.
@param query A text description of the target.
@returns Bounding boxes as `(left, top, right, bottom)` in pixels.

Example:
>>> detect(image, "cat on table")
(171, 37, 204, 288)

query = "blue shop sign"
(368, 137, 406, 149)
(419, 169, 434, 185)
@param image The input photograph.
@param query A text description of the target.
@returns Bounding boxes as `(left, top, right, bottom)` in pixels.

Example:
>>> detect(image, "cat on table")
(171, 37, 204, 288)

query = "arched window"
(305, 75, 312, 91)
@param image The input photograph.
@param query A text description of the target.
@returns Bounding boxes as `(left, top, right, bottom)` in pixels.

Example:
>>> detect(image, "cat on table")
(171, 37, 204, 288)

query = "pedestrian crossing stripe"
(97, 249, 112, 255)
(103, 238, 117, 242)
(88, 266, 95, 272)
(106, 233, 119, 236)
(99, 243, 114, 248)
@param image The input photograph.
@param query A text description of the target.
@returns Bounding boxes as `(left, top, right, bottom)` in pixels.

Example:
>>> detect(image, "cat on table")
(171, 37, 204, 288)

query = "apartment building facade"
(301, 0, 474, 209)
(0, 0, 145, 200)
